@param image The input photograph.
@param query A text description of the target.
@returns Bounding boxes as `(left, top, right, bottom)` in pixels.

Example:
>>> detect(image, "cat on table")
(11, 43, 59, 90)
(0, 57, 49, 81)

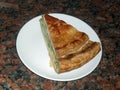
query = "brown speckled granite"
(0, 0, 120, 90)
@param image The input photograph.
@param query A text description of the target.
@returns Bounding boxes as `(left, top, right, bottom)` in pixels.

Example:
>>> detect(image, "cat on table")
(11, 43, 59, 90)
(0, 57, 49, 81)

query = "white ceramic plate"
(16, 13, 102, 81)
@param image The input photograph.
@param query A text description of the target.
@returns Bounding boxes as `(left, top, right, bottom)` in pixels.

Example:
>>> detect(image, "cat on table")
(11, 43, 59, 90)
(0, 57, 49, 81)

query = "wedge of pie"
(40, 14, 101, 73)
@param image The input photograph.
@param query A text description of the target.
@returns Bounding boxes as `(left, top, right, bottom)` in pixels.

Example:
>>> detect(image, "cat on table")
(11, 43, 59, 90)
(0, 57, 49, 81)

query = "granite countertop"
(0, 0, 120, 90)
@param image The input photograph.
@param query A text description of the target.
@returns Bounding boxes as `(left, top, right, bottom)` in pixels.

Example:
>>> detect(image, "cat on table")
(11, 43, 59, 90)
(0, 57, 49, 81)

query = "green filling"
(40, 16, 59, 72)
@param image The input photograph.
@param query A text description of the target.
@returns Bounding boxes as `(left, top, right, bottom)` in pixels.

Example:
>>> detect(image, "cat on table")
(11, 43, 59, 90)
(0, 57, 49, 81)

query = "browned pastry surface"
(58, 40, 101, 73)
(44, 14, 89, 57)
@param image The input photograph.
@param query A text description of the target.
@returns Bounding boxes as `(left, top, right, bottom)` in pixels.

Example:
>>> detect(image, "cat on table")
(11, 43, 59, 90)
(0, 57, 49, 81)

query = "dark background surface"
(0, 0, 120, 90)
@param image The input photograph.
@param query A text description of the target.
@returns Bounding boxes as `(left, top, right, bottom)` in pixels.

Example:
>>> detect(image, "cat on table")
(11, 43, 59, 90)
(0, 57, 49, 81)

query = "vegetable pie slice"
(40, 14, 101, 73)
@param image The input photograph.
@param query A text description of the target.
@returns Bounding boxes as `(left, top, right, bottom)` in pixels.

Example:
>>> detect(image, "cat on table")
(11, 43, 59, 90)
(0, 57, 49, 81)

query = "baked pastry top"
(40, 14, 101, 73)
(44, 14, 89, 58)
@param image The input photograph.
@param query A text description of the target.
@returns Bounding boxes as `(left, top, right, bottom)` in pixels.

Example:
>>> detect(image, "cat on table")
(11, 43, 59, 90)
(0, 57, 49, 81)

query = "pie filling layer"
(40, 16, 59, 72)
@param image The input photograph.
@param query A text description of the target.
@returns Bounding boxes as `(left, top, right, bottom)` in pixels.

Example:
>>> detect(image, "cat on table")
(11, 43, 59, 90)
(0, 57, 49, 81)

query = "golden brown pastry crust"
(58, 40, 101, 73)
(44, 14, 89, 57)
(43, 14, 101, 73)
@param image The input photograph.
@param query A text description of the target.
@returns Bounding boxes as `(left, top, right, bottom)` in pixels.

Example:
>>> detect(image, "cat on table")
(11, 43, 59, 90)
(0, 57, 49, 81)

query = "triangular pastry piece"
(40, 14, 101, 73)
